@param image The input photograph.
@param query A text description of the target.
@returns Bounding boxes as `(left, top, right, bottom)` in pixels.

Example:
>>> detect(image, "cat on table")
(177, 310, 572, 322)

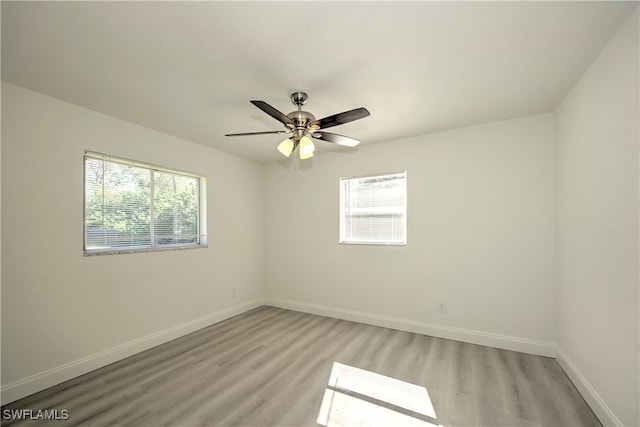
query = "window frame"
(83, 151, 207, 256)
(339, 171, 408, 246)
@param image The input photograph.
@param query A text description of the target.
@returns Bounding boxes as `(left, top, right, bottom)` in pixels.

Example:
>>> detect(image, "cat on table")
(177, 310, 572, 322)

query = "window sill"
(339, 241, 407, 246)
(83, 244, 208, 257)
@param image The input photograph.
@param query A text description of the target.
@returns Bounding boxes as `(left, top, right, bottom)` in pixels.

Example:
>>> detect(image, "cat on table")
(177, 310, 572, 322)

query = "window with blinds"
(339, 172, 407, 245)
(84, 152, 206, 255)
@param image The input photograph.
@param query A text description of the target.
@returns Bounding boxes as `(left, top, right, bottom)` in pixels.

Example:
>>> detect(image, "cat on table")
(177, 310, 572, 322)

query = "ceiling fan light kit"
(277, 138, 295, 157)
(298, 136, 315, 159)
(225, 92, 370, 160)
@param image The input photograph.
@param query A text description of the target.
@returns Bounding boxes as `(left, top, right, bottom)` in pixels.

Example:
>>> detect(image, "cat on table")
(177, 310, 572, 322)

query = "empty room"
(1, 1, 638, 426)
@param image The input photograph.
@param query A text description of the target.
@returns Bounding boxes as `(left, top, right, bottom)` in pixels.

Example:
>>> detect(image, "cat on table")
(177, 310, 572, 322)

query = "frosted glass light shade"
(300, 150, 314, 159)
(277, 138, 294, 157)
(299, 136, 315, 159)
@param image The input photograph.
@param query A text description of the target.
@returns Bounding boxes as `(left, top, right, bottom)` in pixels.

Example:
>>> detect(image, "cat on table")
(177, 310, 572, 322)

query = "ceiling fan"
(225, 92, 370, 159)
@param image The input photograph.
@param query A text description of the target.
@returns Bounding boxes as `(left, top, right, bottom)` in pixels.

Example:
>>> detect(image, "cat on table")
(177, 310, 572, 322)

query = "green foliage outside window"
(84, 155, 202, 253)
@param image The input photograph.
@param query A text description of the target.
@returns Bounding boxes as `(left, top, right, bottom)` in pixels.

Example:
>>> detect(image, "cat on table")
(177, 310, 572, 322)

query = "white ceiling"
(2, 1, 637, 163)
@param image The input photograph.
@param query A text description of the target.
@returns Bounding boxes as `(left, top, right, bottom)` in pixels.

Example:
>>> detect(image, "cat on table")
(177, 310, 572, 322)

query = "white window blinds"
(340, 172, 407, 245)
(84, 152, 205, 254)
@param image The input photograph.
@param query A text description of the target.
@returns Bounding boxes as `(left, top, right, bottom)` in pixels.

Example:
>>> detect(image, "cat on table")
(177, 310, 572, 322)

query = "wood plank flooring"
(1, 306, 601, 426)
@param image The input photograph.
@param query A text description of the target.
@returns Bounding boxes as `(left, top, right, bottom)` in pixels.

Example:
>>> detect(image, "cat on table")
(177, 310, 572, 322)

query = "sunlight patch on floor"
(316, 362, 443, 427)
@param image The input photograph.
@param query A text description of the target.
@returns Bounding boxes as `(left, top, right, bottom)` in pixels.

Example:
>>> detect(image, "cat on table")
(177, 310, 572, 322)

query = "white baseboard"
(556, 347, 622, 427)
(3, 297, 620, 426)
(1, 298, 264, 405)
(264, 297, 556, 357)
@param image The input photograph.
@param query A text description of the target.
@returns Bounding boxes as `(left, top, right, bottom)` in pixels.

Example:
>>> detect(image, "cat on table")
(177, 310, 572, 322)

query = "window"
(339, 171, 407, 245)
(83, 152, 206, 255)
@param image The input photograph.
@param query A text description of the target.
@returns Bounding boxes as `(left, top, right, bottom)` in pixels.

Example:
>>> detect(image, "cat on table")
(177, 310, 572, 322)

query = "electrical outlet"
(232, 288, 237, 298)
(437, 301, 447, 313)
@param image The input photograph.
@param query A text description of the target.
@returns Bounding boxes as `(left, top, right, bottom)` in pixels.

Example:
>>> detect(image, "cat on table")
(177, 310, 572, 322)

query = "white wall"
(1, 82, 265, 402)
(3, 11, 638, 425)
(264, 114, 557, 355)
(555, 8, 639, 427)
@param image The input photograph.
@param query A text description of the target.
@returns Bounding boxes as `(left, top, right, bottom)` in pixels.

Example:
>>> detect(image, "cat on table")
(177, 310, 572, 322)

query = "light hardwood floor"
(2, 306, 601, 426)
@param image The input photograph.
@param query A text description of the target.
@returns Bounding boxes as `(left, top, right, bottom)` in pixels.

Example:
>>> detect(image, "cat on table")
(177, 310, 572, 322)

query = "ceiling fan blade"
(309, 107, 370, 130)
(250, 100, 295, 128)
(225, 130, 289, 137)
(311, 132, 360, 147)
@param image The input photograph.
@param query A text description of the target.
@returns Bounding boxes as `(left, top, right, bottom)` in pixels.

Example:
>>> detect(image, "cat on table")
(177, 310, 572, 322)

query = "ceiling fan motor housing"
(288, 110, 316, 138)
(288, 93, 315, 138)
